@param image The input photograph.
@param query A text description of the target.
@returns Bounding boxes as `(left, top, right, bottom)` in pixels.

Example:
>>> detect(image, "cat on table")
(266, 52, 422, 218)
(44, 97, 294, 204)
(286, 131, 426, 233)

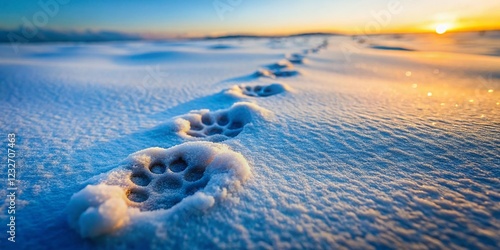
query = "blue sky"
(1, 0, 499, 37)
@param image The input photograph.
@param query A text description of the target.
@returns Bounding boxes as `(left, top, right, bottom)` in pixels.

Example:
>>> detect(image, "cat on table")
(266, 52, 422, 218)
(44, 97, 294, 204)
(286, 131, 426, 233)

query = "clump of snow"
(67, 142, 250, 238)
(224, 83, 289, 98)
(169, 102, 271, 141)
(67, 184, 138, 238)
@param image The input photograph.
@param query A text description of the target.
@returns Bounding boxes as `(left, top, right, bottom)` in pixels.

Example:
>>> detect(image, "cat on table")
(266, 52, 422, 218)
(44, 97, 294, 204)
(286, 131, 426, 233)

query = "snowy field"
(0, 32, 499, 249)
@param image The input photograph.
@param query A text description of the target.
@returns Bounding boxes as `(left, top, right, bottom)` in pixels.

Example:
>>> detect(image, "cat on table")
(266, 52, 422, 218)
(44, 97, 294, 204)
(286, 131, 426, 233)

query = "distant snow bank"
(67, 142, 250, 238)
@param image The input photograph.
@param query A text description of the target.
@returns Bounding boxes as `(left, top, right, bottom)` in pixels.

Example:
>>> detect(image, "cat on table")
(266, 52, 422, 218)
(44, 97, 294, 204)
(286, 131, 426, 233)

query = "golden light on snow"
(435, 24, 448, 34)
(488, 89, 494, 93)
(406, 71, 412, 77)
(427, 92, 433, 97)
(412, 84, 418, 88)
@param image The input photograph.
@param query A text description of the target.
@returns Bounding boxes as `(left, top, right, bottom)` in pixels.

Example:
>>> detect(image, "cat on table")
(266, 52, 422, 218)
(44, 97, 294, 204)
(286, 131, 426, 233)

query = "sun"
(435, 24, 448, 34)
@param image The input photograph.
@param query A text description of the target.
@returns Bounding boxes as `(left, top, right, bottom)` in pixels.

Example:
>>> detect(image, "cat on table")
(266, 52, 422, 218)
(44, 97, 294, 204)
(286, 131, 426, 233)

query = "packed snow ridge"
(67, 142, 250, 238)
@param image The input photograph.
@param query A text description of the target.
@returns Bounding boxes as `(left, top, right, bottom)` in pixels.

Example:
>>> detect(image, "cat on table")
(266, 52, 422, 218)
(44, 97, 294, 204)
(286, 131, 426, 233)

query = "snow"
(0, 32, 499, 249)
(67, 184, 136, 238)
(169, 102, 272, 141)
(224, 83, 289, 98)
(67, 142, 249, 239)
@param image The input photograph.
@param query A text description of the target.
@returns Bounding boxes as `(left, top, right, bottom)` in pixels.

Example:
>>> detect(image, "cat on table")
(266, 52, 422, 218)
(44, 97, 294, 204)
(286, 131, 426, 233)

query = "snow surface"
(0, 32, 499, 249)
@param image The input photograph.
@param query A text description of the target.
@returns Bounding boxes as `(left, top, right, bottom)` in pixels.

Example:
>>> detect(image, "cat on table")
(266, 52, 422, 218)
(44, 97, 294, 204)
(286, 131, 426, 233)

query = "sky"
(0, 0, 499, 38)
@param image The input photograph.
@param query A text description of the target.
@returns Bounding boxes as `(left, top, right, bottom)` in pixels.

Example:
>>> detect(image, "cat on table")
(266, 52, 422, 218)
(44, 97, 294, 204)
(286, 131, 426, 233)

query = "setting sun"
(435, 24, 449, 34)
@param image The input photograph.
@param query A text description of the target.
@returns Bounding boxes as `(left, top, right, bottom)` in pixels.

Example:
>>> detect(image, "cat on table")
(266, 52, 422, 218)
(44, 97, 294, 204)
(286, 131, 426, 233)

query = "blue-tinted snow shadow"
(207, 44, 239, 50)
(370, 45, 415, 51)
(72, 91, 242, 174)
(114, 50, 202, 65)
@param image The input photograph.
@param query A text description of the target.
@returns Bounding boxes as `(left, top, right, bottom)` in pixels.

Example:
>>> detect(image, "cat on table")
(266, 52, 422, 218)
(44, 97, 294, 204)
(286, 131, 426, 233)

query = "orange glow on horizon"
(145, 9, 500, 38)
(435, 24, 449, 34)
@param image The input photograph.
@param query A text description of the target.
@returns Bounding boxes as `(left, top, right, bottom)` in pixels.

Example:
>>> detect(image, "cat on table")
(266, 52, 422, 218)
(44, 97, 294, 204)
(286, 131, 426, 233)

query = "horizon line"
(1, 27, 499, 44)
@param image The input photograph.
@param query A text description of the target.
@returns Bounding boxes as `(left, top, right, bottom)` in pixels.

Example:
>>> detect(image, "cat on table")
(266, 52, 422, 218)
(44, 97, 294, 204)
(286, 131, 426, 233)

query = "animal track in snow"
(266, 59, 294, 70)
(287, 53, 308, 64)
(67, 142, 250, 238)
(122, 143, 249, 211)
(171, 102, 271, 141)
(225, 83, 288, 98)
(304, 40, 329, 54)
(256, 68, 300, 78)
(255, 59, 300, 78)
